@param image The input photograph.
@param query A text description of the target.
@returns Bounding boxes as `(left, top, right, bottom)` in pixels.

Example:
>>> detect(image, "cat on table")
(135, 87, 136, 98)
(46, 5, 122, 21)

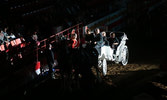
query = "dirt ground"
(4, 33, 167, 100)
(13, 39, 165, 100)
(18, 61, 164, 100)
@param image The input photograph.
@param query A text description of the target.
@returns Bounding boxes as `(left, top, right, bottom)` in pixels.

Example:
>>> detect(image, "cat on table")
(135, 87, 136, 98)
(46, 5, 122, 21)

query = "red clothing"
(72, 39, 78, 48)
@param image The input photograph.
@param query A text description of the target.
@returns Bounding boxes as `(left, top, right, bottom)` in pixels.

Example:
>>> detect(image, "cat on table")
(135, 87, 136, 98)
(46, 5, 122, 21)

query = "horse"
(54, 38, 102, 90)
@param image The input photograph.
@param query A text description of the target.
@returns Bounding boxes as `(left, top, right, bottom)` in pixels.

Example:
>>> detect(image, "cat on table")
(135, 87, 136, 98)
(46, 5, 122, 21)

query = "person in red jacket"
(71, 33, 78, 49)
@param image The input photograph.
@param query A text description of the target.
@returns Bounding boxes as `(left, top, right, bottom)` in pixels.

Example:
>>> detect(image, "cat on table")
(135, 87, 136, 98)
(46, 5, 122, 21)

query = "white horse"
(98, 32, 129, 76)
(98, 45, 114, 76)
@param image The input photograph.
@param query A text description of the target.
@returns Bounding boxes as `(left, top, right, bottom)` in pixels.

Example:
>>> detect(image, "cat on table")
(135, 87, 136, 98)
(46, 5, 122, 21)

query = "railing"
(36, 23, 83, 63)
(38, 23, 83, 49)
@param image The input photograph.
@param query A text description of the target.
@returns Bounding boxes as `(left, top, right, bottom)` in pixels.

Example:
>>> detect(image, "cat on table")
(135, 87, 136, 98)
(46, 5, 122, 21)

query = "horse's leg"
(94, 64, 102, 83)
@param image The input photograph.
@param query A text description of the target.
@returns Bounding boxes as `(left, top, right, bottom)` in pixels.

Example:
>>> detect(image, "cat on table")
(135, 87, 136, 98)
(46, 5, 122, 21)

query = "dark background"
(0, 0, 167, 99)
(0, 0, 166, 43)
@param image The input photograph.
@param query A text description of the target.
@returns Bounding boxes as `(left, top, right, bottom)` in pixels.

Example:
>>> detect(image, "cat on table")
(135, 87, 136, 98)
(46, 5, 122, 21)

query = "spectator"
(8, 32, 16, 40)
(0, 28, 4, 44)
(71, 33, 78, 49)
(69, 29, 76, 40)
(31, 31, 40, 47)
(2, 26, 9, 41)
(45, 41, 56, 79)
(32, 31, 38, 42)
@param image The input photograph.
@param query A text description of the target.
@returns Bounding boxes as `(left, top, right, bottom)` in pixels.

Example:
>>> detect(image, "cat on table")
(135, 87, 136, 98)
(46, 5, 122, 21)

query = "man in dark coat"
(108, 32, 119, 54)
(93, 28, 103, 55)
(45, 42, 56, 79)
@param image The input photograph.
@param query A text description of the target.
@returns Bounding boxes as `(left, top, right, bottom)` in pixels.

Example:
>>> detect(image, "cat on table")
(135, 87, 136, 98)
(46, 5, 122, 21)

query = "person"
(71, 33, 78, 49)
(32, 31, 38, 42)
(85, 28, 94, 43)
(0, 28, 5, 44)
(71, 28, 76, 34)
(93, 28, 103, 55)
(2, 26, 10, 42)
(8, 32, 16, 40)
(81, 28, 95, 59)
(69, 29, 76, 40)
(84, 28, 95, 47)
(30, 31, 40, 51)
(108, 32, 119, 54)
(45, 41, 56, 79)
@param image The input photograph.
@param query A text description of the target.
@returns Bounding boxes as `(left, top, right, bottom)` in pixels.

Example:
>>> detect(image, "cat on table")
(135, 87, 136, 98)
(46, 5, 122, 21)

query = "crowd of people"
(0, 23, 42, 76)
